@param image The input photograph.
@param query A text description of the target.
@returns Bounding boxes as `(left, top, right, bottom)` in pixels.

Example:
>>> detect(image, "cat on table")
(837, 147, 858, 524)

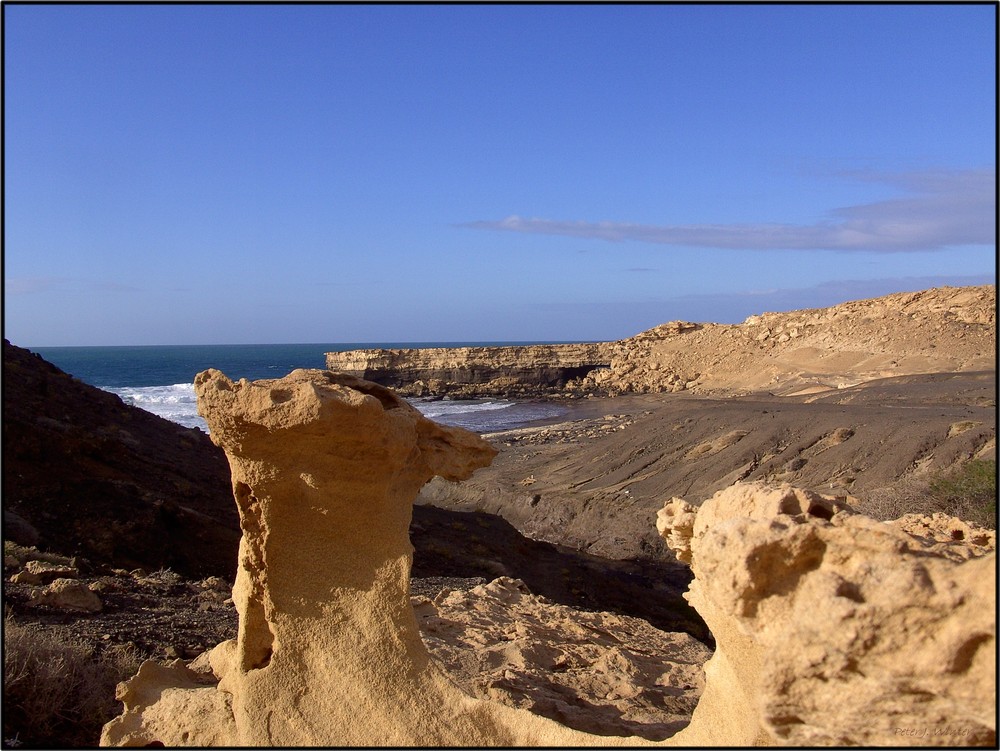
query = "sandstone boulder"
(657, 482, 996, 746)
(28, 577, 102, 612)
(24, 560, 79, 582)
(889, 512, 996, 559)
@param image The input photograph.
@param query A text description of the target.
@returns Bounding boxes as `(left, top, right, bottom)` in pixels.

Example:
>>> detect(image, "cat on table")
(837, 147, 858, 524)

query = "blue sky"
(4, 3, 996, 346)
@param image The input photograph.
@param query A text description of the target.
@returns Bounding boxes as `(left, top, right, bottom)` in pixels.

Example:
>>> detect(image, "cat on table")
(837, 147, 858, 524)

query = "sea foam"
(108, 383, 206, 430)
(106, 385, 562, 434)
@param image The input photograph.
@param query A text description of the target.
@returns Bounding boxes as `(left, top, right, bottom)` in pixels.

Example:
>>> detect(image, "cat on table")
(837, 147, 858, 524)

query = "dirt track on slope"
(418, 371, 995, 560)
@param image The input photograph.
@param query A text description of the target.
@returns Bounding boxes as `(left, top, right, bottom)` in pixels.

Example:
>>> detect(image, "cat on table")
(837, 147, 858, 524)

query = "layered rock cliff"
(325, 342, 610, 397)
(326, 285, 995, 398)
(102, 368, 996, 747)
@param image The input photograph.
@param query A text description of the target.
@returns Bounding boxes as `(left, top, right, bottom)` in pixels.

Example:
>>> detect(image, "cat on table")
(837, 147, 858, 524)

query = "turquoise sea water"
(32, 342, 567, 433)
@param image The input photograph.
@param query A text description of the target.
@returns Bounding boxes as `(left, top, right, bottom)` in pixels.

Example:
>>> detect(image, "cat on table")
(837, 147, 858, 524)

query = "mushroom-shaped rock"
(101, 369, 626, 747)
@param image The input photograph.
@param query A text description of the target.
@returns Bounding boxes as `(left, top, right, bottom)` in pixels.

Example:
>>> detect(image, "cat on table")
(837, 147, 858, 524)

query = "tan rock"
(654, 498, 697, 564)
(24, 559, 79, 582)
(105, 660, 236, 746)
(28, 577, 102, 612)
(889, 512, 996, 559)
(101, 369, 618, 747)
(10, 570, 42, 585)
(657, 482, 996, 746)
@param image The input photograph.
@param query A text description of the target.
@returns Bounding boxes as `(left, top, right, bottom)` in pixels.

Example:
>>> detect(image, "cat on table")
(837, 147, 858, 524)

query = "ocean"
(33, 342, 567, 434)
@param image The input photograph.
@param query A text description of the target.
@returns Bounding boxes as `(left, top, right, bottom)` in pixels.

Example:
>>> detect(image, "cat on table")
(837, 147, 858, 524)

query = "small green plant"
(855, 459, 997, 529)
(928, 459, 996, 529)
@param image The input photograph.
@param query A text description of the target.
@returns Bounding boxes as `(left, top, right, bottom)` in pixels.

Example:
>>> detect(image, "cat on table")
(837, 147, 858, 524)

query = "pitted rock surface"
(657, 482, 996, 746)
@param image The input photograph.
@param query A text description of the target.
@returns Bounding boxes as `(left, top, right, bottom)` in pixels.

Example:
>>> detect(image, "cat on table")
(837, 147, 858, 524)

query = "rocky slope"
(593, 284, 995, 396)
(2, 340, 242, 579)
(420, 371, 995, 560)
(326, 285, 995, 398)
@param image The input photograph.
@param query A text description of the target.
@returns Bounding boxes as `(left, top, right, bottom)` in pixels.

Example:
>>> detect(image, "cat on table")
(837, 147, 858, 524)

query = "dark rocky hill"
(3, 340, 242, 578)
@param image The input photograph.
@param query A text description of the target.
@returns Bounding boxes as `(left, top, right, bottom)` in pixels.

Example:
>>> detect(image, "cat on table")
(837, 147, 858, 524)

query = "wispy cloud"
(461, 169, 996, 252)
(4, 276, 140, 294)
(4, 276, 72, 295)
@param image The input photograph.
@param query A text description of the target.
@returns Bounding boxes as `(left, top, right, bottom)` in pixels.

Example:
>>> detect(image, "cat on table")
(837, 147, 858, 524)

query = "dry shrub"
(854, 477, 939, 523)
(855, 459, 997, 529)
(3, 541, 74, 568)
(3, 616, 140, 747)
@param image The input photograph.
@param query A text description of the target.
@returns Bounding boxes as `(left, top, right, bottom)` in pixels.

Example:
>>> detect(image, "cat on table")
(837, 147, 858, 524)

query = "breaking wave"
(105, 385, 563, 434)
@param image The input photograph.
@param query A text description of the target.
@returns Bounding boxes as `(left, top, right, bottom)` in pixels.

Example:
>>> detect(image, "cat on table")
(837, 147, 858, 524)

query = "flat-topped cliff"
(326, 285, 995, 398)
(326, 342, 611, 397)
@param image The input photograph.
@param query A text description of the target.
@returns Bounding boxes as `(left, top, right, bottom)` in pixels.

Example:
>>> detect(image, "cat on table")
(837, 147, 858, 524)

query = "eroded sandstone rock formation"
(100, 369, 615, 746)
(101, 369, 996, 747)
(657, 483, 996, 746)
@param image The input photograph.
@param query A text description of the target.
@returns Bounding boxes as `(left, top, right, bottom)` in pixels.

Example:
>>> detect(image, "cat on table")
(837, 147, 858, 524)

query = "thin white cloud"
(461, 168, 996, 252)
(4, 276, 72, 294)
(4, 276, 139, 294)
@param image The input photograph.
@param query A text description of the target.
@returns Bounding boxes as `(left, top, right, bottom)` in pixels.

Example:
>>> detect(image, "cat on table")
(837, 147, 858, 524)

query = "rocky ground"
(3, 546, 706, 745)
(3, 340, 241, 580)
(415, 576, 711, 740)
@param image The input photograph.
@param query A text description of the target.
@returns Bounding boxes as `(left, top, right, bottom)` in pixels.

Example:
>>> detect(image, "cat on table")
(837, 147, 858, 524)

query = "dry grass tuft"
(854, 478, 939, 523)
(3, 541, 74, 568)
(855, 459, 996, 529)
(3, 615, 140, 747)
